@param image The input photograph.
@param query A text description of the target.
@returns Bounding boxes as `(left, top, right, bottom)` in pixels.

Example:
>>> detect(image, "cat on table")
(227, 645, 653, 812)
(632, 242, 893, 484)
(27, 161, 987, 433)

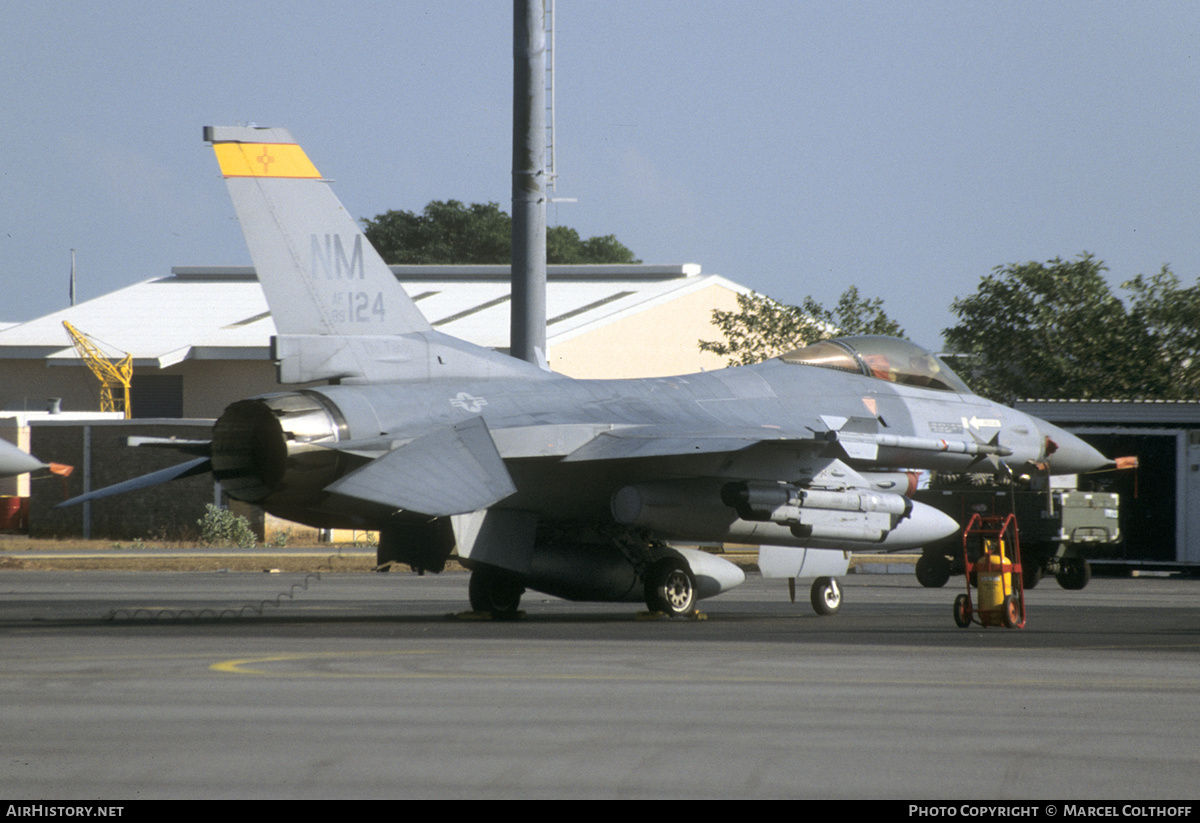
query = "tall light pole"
(510, 0, 547, 366)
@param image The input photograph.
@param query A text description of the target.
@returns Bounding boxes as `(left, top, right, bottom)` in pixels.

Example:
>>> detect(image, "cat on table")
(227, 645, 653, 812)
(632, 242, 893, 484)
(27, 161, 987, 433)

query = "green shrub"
(198, 504, 257, 549)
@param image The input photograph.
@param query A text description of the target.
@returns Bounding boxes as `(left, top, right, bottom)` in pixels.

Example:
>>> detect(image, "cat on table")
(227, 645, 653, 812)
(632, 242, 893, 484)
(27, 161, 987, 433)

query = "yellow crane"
(62, 321, 132, 418)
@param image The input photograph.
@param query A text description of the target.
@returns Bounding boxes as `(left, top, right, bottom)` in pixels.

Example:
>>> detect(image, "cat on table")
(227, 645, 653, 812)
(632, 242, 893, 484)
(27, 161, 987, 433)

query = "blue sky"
(4, 1, 1199, 348)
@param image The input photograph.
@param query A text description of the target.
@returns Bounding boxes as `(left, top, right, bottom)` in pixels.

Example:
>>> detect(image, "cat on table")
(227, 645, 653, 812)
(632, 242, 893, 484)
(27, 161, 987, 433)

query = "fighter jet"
(63, 126, 1110, 617)
(0, 438, 47, 478)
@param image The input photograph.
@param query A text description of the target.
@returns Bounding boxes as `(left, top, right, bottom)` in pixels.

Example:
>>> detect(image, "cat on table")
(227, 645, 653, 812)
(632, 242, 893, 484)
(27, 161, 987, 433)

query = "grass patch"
(0, 537, 390, 573)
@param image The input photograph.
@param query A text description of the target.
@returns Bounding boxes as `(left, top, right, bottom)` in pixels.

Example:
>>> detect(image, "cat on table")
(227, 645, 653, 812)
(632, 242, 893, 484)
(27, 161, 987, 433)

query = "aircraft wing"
(560, 424, 821, 462)
(551, 421, 1015, 466)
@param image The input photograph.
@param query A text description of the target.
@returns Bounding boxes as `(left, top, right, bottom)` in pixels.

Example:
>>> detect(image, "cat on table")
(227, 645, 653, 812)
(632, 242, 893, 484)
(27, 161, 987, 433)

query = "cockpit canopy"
(778, 336, 973, 393)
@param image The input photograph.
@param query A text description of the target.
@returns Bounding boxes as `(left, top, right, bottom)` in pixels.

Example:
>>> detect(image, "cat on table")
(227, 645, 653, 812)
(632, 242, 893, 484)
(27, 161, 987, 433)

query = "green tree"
(699, 286, 905, 366)
(943, 254, 1200, 401)
(1124, 266, 1200, 396)
(361, 200, 639, 265)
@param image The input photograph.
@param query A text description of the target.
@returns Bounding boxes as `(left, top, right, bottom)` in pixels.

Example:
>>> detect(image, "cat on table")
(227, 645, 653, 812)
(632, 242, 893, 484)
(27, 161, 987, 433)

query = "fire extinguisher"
(976, 538, 1018, 628)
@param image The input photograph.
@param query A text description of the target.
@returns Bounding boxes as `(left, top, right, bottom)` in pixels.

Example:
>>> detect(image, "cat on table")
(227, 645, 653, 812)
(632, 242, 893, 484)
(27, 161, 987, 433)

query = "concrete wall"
(29, 419, 216, 540)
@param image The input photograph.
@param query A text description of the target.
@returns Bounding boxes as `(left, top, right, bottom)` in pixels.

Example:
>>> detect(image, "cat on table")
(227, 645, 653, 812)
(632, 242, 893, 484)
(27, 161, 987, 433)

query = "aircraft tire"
(468, 567, 525, 619)
(810, 577, 842, 616)
(644, 558, 696, 616)
(1055, 558, 1091, 590)
(915, 553, 951, 588)
(953, 594, 972, 628)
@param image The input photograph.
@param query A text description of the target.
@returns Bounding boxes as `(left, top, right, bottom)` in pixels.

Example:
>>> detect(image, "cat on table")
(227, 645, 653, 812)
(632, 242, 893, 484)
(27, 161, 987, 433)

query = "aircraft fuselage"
(212, 353, 1083, 541)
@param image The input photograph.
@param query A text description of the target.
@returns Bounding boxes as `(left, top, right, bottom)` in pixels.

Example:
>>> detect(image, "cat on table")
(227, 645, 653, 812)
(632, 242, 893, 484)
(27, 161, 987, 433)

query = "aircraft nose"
(1037, 420, 1113, 475)
(0, 439, 47, 477)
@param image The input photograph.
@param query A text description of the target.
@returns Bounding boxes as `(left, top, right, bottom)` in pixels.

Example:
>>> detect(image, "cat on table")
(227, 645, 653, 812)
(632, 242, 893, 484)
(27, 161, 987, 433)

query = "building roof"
(1014, 399, 1200, 427)
(0, 264, 747, 369)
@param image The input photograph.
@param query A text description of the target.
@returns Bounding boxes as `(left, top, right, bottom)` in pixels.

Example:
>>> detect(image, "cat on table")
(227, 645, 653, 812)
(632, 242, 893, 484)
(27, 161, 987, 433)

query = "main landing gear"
(468, 567, 525, 620)
(464, 550, 704, 619)
(643, 557, 697, 617)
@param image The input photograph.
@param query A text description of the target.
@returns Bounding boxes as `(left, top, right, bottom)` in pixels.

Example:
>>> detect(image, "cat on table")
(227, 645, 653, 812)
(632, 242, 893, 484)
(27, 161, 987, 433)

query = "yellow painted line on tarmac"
(210, 650, 445, 676)
(6, 646, 1199, 690)
(206, 648, 1200, 689)
(209, 651, 676, 681)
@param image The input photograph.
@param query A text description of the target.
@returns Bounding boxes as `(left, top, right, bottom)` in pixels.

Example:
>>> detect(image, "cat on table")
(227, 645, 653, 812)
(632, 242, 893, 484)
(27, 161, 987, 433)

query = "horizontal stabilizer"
(55, 457, 212, 508)
(324, 417, 515, 517)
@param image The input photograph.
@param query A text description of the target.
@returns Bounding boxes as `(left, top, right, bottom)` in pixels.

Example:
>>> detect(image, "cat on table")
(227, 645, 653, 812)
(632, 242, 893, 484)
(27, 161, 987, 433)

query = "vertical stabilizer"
(204, 126, 432, 338)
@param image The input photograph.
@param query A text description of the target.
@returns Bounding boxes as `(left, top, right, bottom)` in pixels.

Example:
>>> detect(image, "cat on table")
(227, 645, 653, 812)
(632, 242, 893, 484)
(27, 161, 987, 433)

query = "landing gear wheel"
(644, 558, 696, 616)
(915, 553, 951, 588)
(468, 568, 525, 619)
(1055, 558, 1091, 590)
(810, 577, 842, 616)
(1001, 595, 1020, 629)
(953, 593, 972, 628)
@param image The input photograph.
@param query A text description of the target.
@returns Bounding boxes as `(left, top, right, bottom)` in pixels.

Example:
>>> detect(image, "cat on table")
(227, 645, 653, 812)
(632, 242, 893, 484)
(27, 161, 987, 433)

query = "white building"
(0, 264, 748, 419)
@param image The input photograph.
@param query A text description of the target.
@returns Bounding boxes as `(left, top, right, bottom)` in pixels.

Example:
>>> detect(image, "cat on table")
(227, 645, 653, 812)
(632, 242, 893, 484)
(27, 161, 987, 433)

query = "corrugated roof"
(0, 264, 747, 367)
(1014, 399, 1200, 426)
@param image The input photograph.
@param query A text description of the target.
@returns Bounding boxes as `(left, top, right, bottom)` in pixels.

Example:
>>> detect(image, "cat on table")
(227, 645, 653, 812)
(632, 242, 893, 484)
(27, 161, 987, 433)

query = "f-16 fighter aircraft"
(0, 438, 47, 478)
(64, 126, 1111, 618)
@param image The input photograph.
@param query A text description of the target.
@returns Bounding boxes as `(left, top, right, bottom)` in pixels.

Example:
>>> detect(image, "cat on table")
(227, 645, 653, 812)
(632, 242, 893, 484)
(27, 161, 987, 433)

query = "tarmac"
(1, 563, 1198, 799)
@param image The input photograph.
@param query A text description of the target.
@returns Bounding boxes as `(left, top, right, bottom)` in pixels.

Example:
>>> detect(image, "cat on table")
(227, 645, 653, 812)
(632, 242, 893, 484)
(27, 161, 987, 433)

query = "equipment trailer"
(913, 472, 1120, 591)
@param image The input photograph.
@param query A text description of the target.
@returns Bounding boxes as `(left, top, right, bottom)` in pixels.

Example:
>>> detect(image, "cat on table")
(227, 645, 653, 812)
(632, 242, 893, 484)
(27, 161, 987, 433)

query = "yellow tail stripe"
(213, 142, 322, 179)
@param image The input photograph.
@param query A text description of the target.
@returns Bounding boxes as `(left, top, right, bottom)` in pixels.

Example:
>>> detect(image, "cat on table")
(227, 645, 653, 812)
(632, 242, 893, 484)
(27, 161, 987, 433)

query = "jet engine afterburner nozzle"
(211, 391, 347, 505)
